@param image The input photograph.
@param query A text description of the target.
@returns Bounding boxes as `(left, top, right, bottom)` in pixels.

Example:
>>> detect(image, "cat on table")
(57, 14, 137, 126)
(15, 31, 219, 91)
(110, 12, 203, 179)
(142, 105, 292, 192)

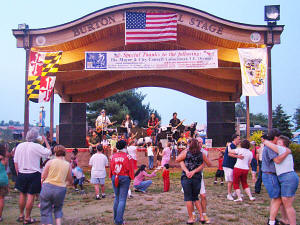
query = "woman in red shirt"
(109, 140, 134, 225)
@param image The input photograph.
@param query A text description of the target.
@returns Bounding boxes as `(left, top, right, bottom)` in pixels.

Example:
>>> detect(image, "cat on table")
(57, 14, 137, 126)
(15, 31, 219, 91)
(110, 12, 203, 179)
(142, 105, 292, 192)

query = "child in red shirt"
(213, 151, 224, 185)
(162, 164, 170, 192)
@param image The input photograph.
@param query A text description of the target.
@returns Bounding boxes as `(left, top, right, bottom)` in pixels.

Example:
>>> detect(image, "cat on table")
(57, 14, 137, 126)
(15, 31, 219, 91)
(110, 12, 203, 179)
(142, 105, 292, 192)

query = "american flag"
(125, 12, 177, 45)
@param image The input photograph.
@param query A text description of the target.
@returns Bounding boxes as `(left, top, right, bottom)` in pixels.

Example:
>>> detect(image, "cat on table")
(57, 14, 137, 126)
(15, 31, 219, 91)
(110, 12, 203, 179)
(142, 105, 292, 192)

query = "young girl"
(147, 143, 154, 170)
(213, 151, 224, 185)
(264, 135, 299, 225)
(70, 148, 78, 165)
(133, 165, 159, 193)
(162, 164, 170, 192)
(0, 144, 8, 222)
(161, 142, 171, 167)
(156, 142, 163, 167)
(228, 140, 255, 202)
(110, 134, 117, 158)
(127, 141, 138, 170)
(250, 141, 258, 183)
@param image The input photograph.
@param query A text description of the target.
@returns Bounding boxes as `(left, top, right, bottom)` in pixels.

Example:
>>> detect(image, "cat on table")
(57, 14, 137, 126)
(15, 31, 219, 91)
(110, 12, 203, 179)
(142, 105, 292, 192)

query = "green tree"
(272, 104, 293, 138)
(293, 106, 300, 130)
(235, 101, 246, 118)
(87, 89, 160, 128)
(250, 113, 268, 127)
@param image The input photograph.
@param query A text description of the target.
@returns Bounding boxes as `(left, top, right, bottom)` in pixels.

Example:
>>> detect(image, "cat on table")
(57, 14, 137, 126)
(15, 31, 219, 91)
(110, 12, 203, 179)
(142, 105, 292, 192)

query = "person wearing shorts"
(0, 144, 9, 222)
(14, 128, 51, 224)
(222, 134, 241, 201)
(89, 144, 108, 200)
(262, 129, 288, 225)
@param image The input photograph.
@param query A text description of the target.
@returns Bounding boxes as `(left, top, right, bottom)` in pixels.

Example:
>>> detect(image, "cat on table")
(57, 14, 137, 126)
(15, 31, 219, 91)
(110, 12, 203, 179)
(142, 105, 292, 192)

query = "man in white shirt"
(95, 109, 112, 132)
(89, 144, 108, 200)
(14, 128, 51, 223)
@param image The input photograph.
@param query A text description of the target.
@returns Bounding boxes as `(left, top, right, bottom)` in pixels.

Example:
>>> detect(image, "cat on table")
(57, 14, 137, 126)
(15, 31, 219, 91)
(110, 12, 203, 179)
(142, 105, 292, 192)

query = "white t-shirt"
(233, 148, 253, 170)
(72, 166, 85, 179)
(96, 115, 111, 130)
(147, 146, 154, 157)
(275, 145, 294, 176)
(127, 146, 137, 160)
(89, 153, 108, 178)
(14, 142, 52, 173)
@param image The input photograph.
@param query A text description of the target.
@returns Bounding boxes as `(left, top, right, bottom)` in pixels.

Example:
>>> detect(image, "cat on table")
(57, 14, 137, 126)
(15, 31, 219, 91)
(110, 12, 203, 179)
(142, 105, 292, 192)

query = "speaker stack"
(59, 103, 87, 148)
(207, 102, 236, 147)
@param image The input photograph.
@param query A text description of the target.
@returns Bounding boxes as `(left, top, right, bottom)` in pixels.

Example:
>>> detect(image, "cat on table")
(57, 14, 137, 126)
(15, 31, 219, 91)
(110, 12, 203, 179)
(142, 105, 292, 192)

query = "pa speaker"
(207, 102, 235, 123)
(58, 124, 87, 148)
(59, 103, 86, 124)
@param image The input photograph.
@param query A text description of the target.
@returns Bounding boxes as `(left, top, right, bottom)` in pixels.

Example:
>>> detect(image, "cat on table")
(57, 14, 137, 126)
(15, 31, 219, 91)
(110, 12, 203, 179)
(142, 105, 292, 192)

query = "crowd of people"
(0, 114, 298, 225)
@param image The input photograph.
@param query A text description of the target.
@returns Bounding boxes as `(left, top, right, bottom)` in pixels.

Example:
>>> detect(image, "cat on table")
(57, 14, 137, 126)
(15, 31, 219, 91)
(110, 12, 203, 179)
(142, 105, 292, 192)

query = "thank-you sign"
(85, 50, 218, 70)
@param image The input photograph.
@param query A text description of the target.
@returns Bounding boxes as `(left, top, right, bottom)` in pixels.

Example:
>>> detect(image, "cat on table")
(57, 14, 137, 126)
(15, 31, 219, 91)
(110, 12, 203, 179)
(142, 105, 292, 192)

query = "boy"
(162, 164, 170, 192)
(72, 162, 85, 194)
(89, 144, 109, 200)
(213, 151, 224, 185)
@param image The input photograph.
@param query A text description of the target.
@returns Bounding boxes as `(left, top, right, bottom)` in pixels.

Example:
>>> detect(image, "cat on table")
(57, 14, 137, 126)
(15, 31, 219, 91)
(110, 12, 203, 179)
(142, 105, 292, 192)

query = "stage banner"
(238, 48, 267, 96)
(85, 50, 218, 70)
(27, 51, 62, 103)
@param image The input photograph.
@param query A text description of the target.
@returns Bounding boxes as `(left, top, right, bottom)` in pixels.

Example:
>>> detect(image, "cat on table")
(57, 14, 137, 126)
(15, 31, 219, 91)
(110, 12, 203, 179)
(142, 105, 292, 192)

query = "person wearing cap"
(109, 140, 134, 225)
(95, 109, 112, 140)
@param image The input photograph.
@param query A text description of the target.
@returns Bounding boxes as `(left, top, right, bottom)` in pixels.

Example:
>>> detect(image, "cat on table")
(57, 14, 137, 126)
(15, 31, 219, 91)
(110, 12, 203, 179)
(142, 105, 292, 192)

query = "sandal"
(16, 216, 24, 222)
(23, 218, 37, 224)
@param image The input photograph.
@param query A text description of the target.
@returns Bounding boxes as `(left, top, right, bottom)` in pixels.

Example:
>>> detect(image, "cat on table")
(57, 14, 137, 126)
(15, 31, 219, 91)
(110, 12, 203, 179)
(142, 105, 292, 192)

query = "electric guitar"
(96, 121, 117, 133)
(146, 121, 161, 136)
(172, 119, 185, 133)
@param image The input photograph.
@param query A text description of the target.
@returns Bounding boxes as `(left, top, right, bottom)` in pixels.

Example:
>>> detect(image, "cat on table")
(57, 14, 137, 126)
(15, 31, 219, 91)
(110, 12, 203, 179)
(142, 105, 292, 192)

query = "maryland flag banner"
(27, 51, 62, 103)
(238, 48, 267, 96)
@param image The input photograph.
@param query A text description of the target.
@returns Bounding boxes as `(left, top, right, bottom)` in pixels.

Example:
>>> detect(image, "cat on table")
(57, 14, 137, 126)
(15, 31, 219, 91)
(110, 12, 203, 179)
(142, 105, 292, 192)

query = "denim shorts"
(181, 175, 202, 201)
(278, 171, 299, 197)
(262, 172, 280, 199)
(91, 177, 105, 185)
(251, 158, 258, 172)
(74, 177, 85, 186)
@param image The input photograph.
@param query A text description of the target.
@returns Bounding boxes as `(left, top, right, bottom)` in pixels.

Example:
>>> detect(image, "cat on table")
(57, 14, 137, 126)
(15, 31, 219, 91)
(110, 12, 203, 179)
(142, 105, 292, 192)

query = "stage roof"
(13, 2, 284, 102)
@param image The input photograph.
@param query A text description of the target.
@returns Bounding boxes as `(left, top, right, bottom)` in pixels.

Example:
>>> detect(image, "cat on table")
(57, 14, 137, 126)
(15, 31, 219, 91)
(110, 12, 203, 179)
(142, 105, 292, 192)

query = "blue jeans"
(172, 147, 178, 158)
(134, 180, 152, 192)
(255, 160, 262, 193)
(112, 175, 130, 225)
(262, 172, 281, 199)
(148, 156, 154, 169)
(40, 183, 66, 224)
(278, 171, 299, 197)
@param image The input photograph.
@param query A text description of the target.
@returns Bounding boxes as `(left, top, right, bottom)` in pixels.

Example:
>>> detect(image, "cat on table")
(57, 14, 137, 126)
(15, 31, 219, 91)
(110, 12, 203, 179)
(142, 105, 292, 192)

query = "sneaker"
(95, 195, 101, 200)
(75, 188, 79, 192)
(249, 197, 256, 201)
(232, 192, 237, 197)
(220, 182, 224, 185)
(214, 181, 217, 184)
(234, 198, 243, 202)
(227, 194, 234, 201)
(102, 194, 106, 199)
(203, 215, 211, 224)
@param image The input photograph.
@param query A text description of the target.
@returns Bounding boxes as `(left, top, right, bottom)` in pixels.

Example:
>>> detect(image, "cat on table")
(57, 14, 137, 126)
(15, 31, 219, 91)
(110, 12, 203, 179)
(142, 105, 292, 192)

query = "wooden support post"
(246, 96, 250, 139)
(50, 93, 54, 142)
(23, 48, 30, 139)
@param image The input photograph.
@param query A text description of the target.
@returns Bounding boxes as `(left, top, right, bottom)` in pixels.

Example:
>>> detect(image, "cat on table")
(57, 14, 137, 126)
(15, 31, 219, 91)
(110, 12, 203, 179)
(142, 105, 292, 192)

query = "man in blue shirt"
(222, 134, 242, 200)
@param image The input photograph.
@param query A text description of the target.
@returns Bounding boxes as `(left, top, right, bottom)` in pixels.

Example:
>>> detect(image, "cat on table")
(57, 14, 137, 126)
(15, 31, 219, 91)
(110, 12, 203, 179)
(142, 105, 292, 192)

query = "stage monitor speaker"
(206, 102, 236, 147)
(59, 103, 87, 148)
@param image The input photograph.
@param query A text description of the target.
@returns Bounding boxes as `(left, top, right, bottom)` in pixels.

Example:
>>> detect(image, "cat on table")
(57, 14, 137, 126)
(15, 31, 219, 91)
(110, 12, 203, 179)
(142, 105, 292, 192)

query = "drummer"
(169, 112, 181, 140)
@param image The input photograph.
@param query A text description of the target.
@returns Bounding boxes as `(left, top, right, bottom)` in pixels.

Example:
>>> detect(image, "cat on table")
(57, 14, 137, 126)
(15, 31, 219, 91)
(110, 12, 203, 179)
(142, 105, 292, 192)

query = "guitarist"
(95, 109, 113, 140)
(169, 112, 183, 141)
(147, 113, 160, 145)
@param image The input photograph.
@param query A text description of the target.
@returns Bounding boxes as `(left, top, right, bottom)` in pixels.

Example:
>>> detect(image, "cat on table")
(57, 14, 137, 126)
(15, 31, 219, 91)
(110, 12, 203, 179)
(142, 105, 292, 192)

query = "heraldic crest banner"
(237, 48, 267, 96)
(27, 51, 62, 103)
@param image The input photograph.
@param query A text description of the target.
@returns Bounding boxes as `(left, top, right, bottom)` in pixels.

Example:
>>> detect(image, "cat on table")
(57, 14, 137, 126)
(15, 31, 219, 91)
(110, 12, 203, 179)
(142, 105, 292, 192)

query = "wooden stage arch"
(13, 2, 283, 142)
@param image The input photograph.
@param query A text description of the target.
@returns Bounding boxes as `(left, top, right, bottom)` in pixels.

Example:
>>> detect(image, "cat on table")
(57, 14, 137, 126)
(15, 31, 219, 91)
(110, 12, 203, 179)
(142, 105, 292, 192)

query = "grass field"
(3, 168, 300, 225)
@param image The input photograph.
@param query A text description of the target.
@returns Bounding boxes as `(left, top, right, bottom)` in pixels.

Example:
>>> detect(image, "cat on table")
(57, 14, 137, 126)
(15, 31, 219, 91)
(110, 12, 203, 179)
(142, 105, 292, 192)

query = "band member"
(169, 112, 183, 141)
(121, 114, 135, 138)
(95, 109, 112, 140)
(147, 113, 160, 145)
